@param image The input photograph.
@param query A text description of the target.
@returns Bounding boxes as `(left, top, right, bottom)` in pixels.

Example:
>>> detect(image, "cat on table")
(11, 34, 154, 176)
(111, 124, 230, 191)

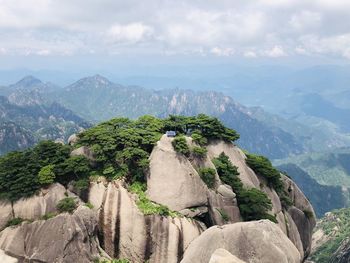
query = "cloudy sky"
(1, 0, 350, 70)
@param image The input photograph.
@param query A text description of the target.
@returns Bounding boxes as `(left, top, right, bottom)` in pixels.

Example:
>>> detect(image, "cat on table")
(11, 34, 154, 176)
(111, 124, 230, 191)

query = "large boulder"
(0, 201, 13, 230)
(209, 249, 247, 263)
(207, 189, 241, 225)
(282, 175, 316, 257)
(206, 141, 260, 188)
(70, 146, 96, 162)
(147, 135, 208, 211)
(68, 133, 78, 146)
(181, 220, 301, 263)
(95, 180, 205, 263)
(13, 183, 67, 220)
(0, 206, 101, 263)
(0, 250, 18, 263)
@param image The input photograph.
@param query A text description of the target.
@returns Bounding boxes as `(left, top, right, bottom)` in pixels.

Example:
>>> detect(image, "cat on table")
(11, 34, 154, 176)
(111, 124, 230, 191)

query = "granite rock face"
(0, 136, 316, 263)
(209, 249, 247, 263)
(147, 135, 208, 211)
(0, 206, 101, 263)
(181, 220, 301, 263)
(90, 180, 205, 263)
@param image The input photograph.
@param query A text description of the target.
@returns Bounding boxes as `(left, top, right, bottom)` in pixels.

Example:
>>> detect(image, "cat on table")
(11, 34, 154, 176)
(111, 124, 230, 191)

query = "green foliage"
(191, 132, 207, 146)
(303, 209, 314, 219)
(0, 141, 71, 201)
(0, 114, 240, 202)
(212, 153, 242, 191)
(38, 164, 56, 185)
(192, 146, 207, 158)
(84, 202, 94, 209)
(41, 212, 56, 220)
(245, 153, 292, 209)
(172, 136, 190, 156)
(216, 208, 230, 222)
(198, 168, 216, 188)
(6, 217, 23, 227)
(245, 153, 283, 191)
(213, 152, 275, 222)
(310, 208, 350, 262)
(129, 182, 178, 217)
(56, 197, 77, 213)
(164, 114, 239, 142)
(73, 178, 90, 190)
(238, 188, 275, 222)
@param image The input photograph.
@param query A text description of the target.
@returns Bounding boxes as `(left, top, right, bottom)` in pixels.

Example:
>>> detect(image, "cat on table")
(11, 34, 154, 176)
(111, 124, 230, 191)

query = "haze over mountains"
(0, 74, 335, 159)
(1, 73, 350, 217)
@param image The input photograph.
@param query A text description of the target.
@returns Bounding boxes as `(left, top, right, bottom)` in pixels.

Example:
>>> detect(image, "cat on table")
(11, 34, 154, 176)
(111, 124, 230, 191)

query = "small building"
(166, 131, 176, 137)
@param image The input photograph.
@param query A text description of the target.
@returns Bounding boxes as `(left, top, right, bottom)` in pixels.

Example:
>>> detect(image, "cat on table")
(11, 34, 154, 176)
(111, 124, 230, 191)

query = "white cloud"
(210, 47, 234, 56)
(107, 23, 154, 44)
(0, 0, 349, 59)
(264, 46, 287, 57)
(289, 11, 322, 32)
(243, 51, 257, 58)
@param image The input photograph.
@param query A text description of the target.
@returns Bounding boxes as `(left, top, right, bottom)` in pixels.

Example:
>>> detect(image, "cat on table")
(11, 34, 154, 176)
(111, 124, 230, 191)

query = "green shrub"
(216, 208, 230, 222)
(303, 209, 314, 219)
(245, 153, 292, 208)
(192, 146, 207, 158)
(56, 197, 77, 213)
(191, 132, 207, 146)
(129, 182, 178, 217)
(73, 178, 90, 190)
(172, 136, 190, 156)
(41, 212, 56, 220)
(213, 153, 242, 191)
(213, 152, 275, 223)
(245, 153, 283, 192)
(6, 217, 23, 227)
(84, 202, 94, 209)
(237, 188, 275, 222)
(38, 164, 56, 185)
(198, 168, 216, 188)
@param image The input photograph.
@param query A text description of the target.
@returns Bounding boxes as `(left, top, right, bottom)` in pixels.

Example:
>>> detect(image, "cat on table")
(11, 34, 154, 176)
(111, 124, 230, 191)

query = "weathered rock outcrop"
(0, 135, 315, 263)
(0, 206, 101, 263)
(330, 238, 350, 263)
(89, 180, 205, 263)
(0, 201, 13, 230)
(0, 249, 17, 263)
(206, 141, 260, 188)
(147, 135, 208, 211)
(13, 183, 67, 220)
(209, 248, 247, 263)
(282, 175, 316, 256)
(0, 183, 68, 230)
(68, 133, 78, 145)
(181, 220, 301, 263)
(71, 145, 96, 162)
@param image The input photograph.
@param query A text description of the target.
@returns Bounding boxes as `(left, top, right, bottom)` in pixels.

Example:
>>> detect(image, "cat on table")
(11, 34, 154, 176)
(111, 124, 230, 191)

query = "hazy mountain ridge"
(276, 163, 346, 217)
(0, 77, 90, 154)
(40, 74, 306, 159)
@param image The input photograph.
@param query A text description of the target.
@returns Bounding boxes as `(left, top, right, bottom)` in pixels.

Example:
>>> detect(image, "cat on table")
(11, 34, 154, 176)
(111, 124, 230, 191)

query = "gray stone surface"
(0, 206, 101, 263)
(181, 220, 301, 263)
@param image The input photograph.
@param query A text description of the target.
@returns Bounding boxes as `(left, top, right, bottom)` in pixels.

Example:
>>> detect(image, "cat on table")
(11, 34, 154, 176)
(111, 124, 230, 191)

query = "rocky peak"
(11, 75, 43, 90)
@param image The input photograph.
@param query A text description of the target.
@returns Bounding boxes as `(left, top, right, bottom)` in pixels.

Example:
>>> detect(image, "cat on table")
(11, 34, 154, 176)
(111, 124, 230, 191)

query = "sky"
(1, 0, 350, 77)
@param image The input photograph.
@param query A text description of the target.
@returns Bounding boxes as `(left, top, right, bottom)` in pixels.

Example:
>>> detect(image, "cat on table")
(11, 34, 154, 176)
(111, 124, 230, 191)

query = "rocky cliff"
(0, 115, 316, 263)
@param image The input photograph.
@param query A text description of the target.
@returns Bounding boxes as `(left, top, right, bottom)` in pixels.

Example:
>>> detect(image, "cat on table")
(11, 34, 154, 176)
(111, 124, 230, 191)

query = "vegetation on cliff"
(310, 208, 350, 262)
(213, 152, 275, 222)
(0, 114, 286, 224)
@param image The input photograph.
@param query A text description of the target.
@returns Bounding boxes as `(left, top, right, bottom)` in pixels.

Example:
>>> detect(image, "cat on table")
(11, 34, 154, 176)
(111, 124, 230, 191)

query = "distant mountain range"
(1, 74, 350, 160)
(0, 77, 89, 154)
(277, 163, 347, 217)
(44, 74, 306, 159)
